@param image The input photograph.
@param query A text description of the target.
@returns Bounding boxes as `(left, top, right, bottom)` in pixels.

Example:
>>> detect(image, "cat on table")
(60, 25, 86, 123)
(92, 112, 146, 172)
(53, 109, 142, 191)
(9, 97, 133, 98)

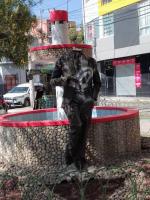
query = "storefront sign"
(98, 0, 141, 16)
(112, 58, 135, 66)
(86, 23, 94, 45)
(135, 63, 141, 88)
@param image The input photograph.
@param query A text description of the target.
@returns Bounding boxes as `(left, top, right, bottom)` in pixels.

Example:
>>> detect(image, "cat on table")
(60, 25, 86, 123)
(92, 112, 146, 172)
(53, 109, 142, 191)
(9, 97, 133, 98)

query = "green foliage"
(76, 27, 84, 44)
(69, 27, 77, 43)
(0, 0, 38, 66)
(69, 26, 84, 44)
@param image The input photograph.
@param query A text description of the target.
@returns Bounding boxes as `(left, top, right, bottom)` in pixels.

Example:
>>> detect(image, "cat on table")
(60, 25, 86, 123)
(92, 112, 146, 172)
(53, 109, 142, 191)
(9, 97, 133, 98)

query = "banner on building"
(86, 23, 94, 45)
(112, 58, 135, 66)
(98, 0, 141, 16)
(135, 63, 141, 88)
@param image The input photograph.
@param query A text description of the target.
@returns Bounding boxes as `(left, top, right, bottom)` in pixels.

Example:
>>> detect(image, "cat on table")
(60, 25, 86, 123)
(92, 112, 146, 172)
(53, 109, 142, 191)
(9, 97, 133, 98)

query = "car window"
(9, 87, 29, 93)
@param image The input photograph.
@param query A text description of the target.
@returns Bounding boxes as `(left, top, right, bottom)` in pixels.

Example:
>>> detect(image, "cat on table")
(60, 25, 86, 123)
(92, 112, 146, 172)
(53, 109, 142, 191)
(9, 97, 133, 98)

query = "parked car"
(0, 95, 8, 114)
(3, 82, 44, 107)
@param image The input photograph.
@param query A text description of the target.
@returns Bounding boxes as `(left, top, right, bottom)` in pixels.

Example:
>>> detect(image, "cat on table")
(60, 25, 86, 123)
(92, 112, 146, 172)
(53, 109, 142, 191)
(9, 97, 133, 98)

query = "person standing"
(50, 49, 101, 170)
(33, 85, 44, 109)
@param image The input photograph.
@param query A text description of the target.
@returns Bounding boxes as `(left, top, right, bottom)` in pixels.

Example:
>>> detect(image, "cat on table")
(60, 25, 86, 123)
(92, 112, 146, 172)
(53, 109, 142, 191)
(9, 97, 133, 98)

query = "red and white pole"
(50, 10, 69, 44)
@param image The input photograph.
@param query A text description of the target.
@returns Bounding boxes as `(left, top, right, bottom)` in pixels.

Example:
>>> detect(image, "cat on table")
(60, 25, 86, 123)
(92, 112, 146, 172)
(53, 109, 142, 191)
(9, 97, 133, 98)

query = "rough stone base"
(0, 116, 141, 169)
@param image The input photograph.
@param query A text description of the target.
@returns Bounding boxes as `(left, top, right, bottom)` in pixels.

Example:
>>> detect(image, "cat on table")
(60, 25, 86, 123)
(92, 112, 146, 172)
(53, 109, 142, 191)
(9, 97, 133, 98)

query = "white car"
(3, 82, 43, 107)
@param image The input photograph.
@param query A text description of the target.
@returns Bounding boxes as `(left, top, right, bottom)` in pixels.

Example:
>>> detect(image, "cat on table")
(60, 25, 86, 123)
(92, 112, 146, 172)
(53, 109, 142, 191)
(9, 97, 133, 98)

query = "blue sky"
(32, 0, 83, 25)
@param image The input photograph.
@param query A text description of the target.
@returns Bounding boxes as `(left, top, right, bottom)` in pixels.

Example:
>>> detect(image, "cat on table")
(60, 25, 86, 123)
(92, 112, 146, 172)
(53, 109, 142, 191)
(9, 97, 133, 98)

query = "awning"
(113, 58, 135, 66)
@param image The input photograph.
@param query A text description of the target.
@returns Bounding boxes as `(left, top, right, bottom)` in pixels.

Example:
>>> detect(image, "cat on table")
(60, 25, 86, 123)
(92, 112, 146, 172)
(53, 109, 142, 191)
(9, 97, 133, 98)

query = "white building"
(0, 58, 26, 95)
(83, 0, 150, 97)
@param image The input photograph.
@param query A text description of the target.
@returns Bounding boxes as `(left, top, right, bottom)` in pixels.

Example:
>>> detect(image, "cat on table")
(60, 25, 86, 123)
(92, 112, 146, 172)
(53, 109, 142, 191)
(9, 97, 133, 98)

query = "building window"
(139, 0, 150, 36)
(94, 18, 99, 39)
(101, 0, 112, 5)
(5, 75, 17, 92)
(86, 18, 100, 43)
(100, 13, 114, 38)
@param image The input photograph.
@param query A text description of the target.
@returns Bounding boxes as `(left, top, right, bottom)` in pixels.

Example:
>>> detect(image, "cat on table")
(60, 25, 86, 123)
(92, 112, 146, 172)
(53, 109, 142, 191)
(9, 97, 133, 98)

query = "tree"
(76, 26, 84, 44)
(69, 26, 84, 44)
(69, 27, 77, 43)
(0, 0, 40, 66)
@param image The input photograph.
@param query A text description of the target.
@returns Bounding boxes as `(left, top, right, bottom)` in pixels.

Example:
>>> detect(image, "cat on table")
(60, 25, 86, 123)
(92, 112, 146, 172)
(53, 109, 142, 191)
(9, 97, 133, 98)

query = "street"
(7, 106, 33, 114)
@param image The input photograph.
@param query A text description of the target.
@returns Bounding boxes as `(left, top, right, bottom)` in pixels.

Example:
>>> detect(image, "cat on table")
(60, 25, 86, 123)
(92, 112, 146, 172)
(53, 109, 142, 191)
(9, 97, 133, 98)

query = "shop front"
(100, 54, 150, 97)
(113, 57, 138, 96)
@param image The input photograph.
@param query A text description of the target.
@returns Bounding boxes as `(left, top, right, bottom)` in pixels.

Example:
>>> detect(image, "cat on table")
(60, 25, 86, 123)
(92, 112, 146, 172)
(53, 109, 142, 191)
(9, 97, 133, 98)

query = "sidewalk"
(8, 106, 33, 114)
(98, 96, 150, 109)
(98, 96, 150, 137)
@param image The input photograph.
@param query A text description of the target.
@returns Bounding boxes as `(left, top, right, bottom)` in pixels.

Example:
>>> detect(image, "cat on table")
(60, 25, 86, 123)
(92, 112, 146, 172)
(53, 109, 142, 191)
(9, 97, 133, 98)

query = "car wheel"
(24, 98, 30, 107)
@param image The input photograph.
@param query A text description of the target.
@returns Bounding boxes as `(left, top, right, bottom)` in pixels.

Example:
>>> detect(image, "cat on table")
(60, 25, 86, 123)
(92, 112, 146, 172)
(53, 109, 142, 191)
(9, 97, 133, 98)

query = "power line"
(31, 1, 97, 20)
(68, 7, 150, 27)
(1, 7, 150, 27)
(69, 3, 97, 14)
(39, 5, 150, 27)
(77, 4, 150, 26)
(87, 9, 150, 27)
(67, 3, 150, 27)
(1, 1, 150, 27)
(2, 0, 150, 21)
(40, 1, 96, 12)
(38, 0, 72, 12)
(69, 3, 150, 19)
(36, 7, 150, 27)
(29, 0, 150, 27)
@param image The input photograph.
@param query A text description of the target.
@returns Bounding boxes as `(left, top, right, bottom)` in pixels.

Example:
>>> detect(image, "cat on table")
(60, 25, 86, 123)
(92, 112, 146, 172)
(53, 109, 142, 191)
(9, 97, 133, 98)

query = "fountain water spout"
(56, 86, 66, 119)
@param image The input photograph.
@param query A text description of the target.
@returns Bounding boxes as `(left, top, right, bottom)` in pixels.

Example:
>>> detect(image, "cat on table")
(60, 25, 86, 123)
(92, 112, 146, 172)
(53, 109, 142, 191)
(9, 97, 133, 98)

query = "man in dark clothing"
(33, 86, 44, 109)
(50, 49, 101, 170)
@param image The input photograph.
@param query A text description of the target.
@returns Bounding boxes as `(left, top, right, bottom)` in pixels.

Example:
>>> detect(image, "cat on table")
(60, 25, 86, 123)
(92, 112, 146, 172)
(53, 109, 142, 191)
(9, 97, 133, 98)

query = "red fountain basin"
(0, 107, 141, 168)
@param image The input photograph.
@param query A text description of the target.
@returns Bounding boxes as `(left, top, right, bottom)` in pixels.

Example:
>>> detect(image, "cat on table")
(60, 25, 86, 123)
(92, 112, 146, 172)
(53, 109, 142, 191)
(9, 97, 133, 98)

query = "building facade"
(30, 19, 52, 46)
(83, 0, 150, 96)
(1, 17, 75, 95)
(0, 58, 26, 95)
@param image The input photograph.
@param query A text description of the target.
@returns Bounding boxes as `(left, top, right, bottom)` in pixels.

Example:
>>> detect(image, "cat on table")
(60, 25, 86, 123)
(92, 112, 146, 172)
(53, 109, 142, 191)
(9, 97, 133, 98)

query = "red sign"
(135, 63, 141, 88)
(112, 58, 135, 66)
(87, 24, 93, 40)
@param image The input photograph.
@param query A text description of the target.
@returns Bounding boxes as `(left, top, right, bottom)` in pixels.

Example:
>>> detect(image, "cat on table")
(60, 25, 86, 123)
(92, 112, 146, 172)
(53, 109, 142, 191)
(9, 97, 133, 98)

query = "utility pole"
(67, 0, 69, 12)
(40, 9, 43, 30)
(82, 0, 86, 43)
(28, 52, 35, 109)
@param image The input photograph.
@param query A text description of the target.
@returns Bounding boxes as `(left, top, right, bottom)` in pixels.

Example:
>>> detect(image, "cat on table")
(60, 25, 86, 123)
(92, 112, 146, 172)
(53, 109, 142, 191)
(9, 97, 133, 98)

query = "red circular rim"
(0, 107, 139, 127)
(30, 44, 92, 52)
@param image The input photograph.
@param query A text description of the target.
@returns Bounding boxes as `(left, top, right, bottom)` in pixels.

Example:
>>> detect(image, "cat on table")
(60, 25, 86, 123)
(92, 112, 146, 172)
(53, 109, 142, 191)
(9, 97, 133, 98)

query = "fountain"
(0, 10, 141, 169)
(0, 106, 140, 168)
